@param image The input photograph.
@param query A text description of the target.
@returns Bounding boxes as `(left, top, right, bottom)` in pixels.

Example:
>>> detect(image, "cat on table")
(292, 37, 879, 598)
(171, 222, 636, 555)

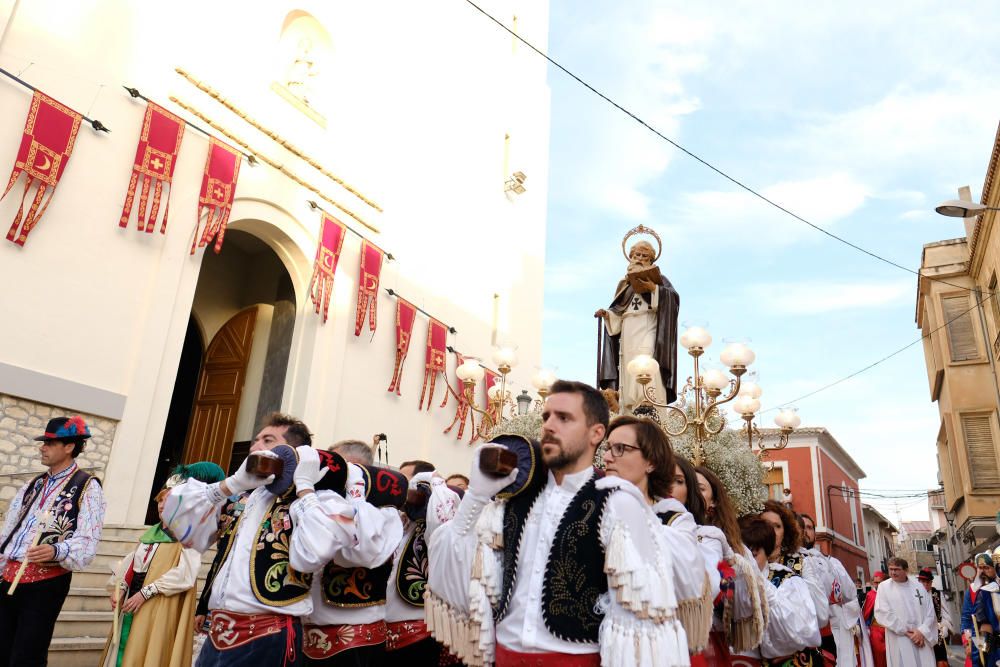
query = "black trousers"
(384, 637, 441, 664)
(305, 643, 385, 667)
(0, 572, 72, 667)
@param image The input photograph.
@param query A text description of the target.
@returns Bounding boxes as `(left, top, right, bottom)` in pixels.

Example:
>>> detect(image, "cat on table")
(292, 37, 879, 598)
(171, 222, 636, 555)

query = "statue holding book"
(595, 225, 680, 414)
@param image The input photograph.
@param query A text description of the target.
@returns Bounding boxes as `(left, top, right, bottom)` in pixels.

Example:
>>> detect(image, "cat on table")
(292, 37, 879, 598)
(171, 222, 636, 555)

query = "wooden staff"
(111, 573, 123, 642)
(7, 510, 51, 595)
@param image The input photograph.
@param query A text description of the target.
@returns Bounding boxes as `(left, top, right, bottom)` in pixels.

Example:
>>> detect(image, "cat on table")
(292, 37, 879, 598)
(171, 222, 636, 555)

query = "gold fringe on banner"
(175, 68, 383, 213)
(168, 96, 378, 233)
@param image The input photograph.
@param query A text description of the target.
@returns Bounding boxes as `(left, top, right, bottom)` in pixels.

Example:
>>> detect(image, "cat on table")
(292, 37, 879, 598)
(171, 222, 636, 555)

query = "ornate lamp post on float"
(732, 379, 802, 459)
(628, 325, 756, 465)
(455, 345, 522, 436)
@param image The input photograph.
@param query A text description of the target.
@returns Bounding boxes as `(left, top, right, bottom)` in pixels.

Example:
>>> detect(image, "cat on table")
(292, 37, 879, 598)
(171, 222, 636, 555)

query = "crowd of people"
(0, 381, 975, 667)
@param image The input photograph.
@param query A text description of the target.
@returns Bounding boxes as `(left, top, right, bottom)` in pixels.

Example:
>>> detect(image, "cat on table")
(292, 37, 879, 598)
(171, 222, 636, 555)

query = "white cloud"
(746, 279, 912, 315)
(665, 172, 870, 250)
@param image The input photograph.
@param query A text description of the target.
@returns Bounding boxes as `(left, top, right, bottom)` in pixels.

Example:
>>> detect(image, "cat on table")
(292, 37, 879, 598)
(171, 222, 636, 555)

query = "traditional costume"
(301, 463, 405, 666)
(798, 546, 837, 665)
(915, 569, 951, 667)
(865, 576, 887, 667)
(759, 559, 822, 667)
(962, 569, 987, 667)
(974, 572, 1000, 667)
(829, 555, 866, 667)
(873, 576, 937, 667)
(164, 444, 398, 667)
(384, 472, 460, 663)
(100, 461, 226, 667)
(426, 436, 689, 667)
(0, 416, 106, 667)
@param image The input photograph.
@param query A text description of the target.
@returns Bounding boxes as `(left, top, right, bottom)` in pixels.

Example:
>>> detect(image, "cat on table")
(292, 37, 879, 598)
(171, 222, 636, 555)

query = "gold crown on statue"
(621, 224, 663, 262)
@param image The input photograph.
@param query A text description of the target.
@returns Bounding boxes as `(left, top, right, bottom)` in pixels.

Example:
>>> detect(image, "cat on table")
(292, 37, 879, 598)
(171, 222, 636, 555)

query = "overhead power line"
(461, 0, 977, 293)
(761, 289, 996, 410)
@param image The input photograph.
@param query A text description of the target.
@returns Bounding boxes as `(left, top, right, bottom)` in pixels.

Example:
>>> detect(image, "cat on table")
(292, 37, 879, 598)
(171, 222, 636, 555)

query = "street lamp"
(934, 200, 1000, 218)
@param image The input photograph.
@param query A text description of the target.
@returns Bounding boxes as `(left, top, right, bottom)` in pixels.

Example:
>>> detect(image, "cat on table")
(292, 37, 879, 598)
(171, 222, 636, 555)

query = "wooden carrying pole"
(7, 510, 50, 595)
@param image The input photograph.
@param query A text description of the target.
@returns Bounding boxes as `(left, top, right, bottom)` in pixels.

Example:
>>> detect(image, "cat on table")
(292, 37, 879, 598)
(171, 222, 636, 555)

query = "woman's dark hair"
(607, 415, 675, 499)
(674, 456, 707, 525)
(739, 516, 776, 558)
(762, 499, 802, 555)
(695, 465, 744, 553)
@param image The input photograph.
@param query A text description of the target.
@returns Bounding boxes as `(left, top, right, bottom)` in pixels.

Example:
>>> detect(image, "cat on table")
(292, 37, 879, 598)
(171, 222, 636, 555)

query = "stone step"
(53, 610, 113, 639)
(48, 637, 106, 667)
(61, 587, 109, 612)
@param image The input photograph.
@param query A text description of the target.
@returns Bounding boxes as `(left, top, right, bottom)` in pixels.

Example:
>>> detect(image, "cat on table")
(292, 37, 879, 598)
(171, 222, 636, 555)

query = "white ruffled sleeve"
(425, 478, 461, 541)
(801, 552, 832, 629)
(162, 479, 228, 552)
(425, 491, 498, 667)
(761, 574, 821, 658)
(597, 478, 690, 667)
(149, 547, 201, 596)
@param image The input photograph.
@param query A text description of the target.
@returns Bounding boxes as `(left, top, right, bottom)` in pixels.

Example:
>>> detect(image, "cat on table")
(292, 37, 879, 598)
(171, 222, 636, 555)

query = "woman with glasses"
(602, 416, 714, 656)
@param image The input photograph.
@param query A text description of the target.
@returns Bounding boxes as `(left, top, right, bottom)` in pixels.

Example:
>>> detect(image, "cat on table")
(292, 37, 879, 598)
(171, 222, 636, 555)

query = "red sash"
(207, 611, 294, 653)
(385, 619, 432, 651)
(495, 644, 600, 667)
(1, 559, 68, 585)
(303, 620, 387, 659)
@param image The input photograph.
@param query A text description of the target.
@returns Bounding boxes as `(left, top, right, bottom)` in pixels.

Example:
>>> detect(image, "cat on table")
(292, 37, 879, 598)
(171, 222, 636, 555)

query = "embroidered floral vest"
(321, 558, 393, 607)
(395, 519, 428, 607)
(0, 468, 97, 566)
(198, 490, 312, 613)
(495, 471, 613, 643)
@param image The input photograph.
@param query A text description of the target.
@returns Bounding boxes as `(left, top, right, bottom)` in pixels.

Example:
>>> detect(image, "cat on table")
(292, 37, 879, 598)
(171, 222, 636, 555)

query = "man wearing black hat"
(0, 415, 107, 666)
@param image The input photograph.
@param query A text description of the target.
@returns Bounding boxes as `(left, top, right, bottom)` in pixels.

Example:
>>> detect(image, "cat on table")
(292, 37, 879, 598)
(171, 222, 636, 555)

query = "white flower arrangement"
(671, 424, 767, 516)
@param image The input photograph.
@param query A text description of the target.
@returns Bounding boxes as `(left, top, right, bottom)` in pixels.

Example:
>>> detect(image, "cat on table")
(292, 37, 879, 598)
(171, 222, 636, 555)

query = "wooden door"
(183, 307, 258, 467)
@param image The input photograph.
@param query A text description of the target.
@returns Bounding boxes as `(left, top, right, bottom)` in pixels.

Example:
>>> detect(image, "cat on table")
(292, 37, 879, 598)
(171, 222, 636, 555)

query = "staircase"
(49, 525, 214, 667)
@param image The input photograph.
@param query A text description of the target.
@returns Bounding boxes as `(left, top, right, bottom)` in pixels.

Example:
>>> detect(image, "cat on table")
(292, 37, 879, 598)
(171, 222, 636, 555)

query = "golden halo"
(621, 225, 662, 262)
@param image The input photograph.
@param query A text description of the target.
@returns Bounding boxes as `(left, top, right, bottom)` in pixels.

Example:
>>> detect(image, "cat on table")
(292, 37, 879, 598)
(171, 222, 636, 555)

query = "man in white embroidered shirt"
(427, 380, 690, 667)
(0, 416, 106, 667)
(874, 557, 937, 667)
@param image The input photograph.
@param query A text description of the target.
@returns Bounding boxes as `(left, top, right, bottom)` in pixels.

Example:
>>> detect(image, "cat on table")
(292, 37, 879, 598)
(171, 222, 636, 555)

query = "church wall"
(0, 0, 550, 523)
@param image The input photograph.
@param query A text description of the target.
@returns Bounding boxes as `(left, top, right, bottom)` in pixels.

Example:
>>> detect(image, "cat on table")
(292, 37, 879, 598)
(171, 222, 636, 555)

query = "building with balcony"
(915, 123, 1000, 559)
(862, 503, 897, 579)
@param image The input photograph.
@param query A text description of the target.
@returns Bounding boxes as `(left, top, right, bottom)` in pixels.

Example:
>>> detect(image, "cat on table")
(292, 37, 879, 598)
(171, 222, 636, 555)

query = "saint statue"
(284, 36, 319, 105)
(596, 225, 680, 413)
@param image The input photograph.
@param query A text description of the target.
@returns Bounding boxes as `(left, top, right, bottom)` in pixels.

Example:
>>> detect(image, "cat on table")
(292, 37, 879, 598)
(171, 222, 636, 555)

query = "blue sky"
(541, 1, 1000, 521)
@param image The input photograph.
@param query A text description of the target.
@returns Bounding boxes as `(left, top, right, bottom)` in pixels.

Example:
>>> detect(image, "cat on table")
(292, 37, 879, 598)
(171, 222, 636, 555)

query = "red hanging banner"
(418, 319, 448, 410)
(354, 240, 384, 336)
(387, 299, 417, 395)
(119, 101, 185, 234)
(3, 90, 82, 246)
(192, 137, 241, 255)
(308, 214, 347, 323)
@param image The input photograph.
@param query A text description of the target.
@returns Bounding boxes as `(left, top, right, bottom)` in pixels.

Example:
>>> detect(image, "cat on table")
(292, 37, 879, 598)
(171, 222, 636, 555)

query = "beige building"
(915, 123, 1000, 557)
(0, 0, 552, 528)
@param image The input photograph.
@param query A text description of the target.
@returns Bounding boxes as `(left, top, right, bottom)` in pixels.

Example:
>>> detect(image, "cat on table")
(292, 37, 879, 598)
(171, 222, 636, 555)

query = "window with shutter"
(942, 295, 980, 361)
(990, 274, 1000, 333)
(962, 413, 1000, 488)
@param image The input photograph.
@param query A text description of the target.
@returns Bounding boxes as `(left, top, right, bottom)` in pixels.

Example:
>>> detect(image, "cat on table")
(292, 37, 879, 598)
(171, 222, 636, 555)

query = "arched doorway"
(146, 229, 297, 514)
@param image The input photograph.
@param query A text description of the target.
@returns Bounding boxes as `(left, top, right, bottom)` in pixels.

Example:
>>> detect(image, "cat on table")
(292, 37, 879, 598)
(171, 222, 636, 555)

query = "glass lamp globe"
(702, 368, 730, 391)
(720, 342, 755, 368)
(457, 358, 485, 383)
(680, 326, 712, 350)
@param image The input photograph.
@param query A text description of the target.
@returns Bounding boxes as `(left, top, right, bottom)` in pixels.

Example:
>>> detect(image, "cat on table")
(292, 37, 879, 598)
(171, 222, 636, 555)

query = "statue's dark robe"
(599, 274, 680, 405)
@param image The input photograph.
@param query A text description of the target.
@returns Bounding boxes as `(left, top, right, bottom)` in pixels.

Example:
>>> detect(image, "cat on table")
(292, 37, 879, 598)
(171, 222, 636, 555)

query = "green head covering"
(167, 461, 226, 486)
(976, 552, 994, 568)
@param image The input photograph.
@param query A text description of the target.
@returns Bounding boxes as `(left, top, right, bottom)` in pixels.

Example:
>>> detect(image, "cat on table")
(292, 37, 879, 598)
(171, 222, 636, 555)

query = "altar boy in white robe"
(874, 558, 937, 667)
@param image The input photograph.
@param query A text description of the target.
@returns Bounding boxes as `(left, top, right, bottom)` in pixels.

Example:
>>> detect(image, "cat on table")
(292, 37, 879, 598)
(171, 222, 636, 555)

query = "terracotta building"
(756, 427, 869, 582)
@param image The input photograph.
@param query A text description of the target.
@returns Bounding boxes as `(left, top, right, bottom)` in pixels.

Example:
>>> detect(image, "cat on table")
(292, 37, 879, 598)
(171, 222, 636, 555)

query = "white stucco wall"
(0, 0, 550, 523)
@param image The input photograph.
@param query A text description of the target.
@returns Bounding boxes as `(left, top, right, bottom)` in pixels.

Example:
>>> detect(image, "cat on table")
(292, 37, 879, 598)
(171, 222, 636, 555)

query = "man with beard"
(426, 380, 689, 666)
(797, 513, 837, 666)
(973, 550, 1000, 667)
(963, 553, 997, 667)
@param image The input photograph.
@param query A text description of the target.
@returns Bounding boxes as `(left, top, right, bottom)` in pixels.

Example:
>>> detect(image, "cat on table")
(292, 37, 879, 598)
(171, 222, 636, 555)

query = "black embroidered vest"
(494, 471, 613, 643)
(321, 558, 393, 607)
(656, 509, 682, 526)
(395, 519, 428, 607)
(198, 489, 312, 613)
(0, 468, 98, 565)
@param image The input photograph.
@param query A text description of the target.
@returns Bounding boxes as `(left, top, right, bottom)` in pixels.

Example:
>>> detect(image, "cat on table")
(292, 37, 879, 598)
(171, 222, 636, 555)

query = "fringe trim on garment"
(674, 571, 713, 653)
(425, 587, 493, 666)
(728, 553, 769, 653)
(604, 521, 677, 623)
(599, 615, 690, 667)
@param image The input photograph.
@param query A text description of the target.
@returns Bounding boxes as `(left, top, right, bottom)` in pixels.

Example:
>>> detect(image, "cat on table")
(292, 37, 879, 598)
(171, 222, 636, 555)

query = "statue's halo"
(621, 224, 663, 262)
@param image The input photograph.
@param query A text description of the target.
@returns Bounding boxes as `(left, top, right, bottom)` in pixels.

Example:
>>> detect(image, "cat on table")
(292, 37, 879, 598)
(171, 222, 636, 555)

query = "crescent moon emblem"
(34, 154, 52, 173)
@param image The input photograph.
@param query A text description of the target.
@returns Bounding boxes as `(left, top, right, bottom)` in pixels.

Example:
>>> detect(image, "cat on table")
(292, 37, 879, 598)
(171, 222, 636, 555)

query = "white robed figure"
(874, 560, 938, 667)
